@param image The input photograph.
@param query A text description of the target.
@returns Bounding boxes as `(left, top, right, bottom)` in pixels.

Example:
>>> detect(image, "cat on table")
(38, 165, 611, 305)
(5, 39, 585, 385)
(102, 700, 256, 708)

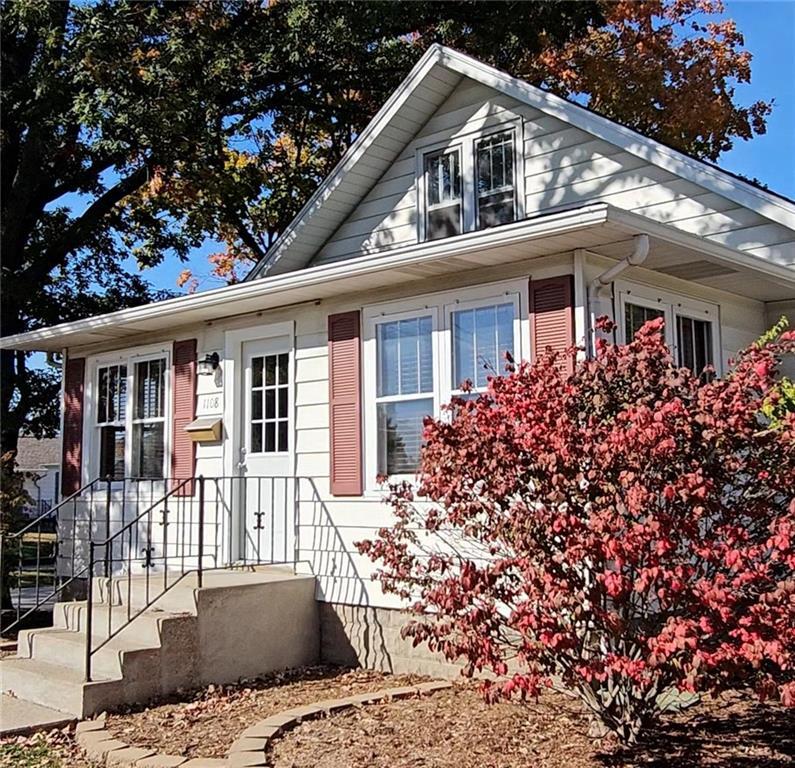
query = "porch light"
(197, 352, 220, 376)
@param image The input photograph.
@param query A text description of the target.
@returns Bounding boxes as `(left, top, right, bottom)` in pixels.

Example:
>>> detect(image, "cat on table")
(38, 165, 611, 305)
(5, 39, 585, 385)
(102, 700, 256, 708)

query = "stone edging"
(76, 680, 453, 768)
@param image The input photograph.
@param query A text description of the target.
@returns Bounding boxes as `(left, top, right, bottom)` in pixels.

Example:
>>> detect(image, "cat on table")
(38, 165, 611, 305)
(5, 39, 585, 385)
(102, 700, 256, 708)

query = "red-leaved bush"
(357, 318, 795, 742)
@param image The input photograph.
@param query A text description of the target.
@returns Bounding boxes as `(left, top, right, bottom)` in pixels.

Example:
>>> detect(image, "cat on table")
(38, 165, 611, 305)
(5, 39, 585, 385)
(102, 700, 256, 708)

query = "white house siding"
(311, 77, 795, 270)
(68, 248, 774, 608)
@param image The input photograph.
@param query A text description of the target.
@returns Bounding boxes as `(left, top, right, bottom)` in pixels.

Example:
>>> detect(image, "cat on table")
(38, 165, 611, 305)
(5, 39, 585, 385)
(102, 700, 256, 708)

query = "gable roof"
(16, 437, 61, 471)
(248, 44, 795, 280)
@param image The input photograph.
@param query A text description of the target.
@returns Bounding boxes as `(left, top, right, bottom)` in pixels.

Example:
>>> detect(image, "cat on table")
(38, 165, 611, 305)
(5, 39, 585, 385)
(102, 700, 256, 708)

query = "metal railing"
(1, 477, 110, 636)
(78, 474, 300, 682)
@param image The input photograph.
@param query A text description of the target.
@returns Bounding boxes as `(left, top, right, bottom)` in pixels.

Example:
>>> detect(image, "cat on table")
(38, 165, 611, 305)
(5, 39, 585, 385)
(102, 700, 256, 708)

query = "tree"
(523, 0, 772, 162)
(358, 319, 795, 743)
(1, 1, 770, 457)
(0, 0, 603, 456)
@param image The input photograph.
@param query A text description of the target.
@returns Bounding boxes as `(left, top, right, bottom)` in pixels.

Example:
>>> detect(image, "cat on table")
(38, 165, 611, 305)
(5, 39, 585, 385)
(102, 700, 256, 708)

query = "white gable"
(249, 45, 795, 280)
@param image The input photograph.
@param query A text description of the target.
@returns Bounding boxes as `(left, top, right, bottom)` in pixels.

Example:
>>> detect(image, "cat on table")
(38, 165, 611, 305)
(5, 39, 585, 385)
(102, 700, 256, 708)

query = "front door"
(238, 336, 293, 563)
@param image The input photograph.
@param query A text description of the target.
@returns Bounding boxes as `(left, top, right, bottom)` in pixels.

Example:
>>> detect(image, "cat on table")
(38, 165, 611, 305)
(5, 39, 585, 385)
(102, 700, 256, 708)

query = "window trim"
(616, 281, 722, 376)
(416, 118, 524, 243)
(84, 343, 172, 484)
(363, 278, 529, 490)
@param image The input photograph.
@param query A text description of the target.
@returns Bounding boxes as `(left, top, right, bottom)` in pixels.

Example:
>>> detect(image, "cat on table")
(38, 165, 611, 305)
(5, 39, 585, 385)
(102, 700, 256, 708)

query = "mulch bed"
(104, 665, 427, 759)
(2, 665, 792, 767)
(272, 684, 794, 768)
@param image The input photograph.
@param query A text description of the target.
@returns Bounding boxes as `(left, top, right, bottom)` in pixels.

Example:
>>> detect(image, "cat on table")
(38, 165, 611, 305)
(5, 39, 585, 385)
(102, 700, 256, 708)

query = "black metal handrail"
(1, 476, 109, 636)
(82, 474, 301, 682)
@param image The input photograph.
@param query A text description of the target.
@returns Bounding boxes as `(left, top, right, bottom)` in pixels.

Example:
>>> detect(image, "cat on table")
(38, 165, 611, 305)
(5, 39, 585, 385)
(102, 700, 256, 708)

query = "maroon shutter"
(328, 311, 363, 496)
(61, 356, 85, 496)
(171, 339, 197, 495)
(530, 275, 575, 375)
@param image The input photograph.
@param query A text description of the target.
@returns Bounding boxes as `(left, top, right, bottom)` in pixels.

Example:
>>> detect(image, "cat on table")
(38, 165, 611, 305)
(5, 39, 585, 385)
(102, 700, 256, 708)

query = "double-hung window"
(476, 131, 515, 229)
(619, 284, 720, 377)
(375, 314, 435, 475)
(424, 149, 462, 240)
(92, 350, 169, 480)
(366, 282, 525, 484)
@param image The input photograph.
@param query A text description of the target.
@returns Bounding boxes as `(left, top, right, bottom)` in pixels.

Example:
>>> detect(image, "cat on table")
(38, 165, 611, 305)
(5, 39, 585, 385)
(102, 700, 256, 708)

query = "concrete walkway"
(0, 694, 76, 737)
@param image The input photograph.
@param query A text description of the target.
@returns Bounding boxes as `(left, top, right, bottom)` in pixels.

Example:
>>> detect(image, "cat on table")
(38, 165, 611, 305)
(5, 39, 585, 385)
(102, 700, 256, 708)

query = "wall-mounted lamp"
(197, 352, 220, 376)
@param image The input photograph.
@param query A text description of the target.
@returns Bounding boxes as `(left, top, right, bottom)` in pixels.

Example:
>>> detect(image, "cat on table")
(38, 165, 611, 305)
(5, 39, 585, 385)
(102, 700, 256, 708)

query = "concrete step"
(16, 626, 161, 679)
(0, 693, 76, 737)
(52, 601, 193, 647)
(0, 657, 120, 718)
(93, 572, 199, 613)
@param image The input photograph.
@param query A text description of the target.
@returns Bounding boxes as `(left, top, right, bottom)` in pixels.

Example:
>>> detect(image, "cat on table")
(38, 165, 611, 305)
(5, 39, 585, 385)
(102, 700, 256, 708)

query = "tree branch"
(24, 164, 150, 281)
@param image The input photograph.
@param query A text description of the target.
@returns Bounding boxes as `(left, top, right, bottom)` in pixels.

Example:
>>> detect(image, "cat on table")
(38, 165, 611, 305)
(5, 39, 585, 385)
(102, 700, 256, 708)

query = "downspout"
(588, 234, 650, 350)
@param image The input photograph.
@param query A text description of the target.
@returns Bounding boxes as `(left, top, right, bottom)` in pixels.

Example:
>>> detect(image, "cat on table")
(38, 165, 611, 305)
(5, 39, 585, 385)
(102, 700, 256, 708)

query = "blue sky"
(716, 1, 795, 197)
(75, 2, 795, 297)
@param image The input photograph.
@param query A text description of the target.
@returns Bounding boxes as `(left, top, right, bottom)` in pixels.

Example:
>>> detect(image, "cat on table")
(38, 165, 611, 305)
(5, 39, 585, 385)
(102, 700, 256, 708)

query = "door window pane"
(250, 353, 289, 454)
(452, 302, 515, 389)
(477, 132, 515, 230)
(677, 316, 714, 377)
(377, 399, 434, 475)
(625, 302, 665, 341)
(425, 149, 462, 240)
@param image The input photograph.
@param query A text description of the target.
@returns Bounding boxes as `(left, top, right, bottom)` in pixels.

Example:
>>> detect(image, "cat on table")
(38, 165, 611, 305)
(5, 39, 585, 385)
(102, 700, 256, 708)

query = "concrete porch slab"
(0, 694, 76, 737)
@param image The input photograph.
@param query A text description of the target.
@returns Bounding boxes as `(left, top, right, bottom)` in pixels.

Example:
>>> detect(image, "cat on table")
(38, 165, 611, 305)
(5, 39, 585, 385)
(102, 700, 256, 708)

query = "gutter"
(589, 234, 650, 298)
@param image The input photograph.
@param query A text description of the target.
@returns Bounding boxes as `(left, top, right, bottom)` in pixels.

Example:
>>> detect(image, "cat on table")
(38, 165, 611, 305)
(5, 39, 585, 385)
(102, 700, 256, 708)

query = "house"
(1, 45, 794, 724)
(15, 437, 61, 518)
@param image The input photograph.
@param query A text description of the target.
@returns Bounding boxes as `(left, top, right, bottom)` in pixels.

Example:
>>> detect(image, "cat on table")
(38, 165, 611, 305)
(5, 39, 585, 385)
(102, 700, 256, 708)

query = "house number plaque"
(197, 392, 223, 415)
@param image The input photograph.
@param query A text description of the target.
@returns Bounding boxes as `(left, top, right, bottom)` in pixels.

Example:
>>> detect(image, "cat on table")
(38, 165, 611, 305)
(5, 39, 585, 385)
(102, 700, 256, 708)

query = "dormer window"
(424, 148, 462, 240)
(418, 122, 522, 243)
(476, 131, 515, 229)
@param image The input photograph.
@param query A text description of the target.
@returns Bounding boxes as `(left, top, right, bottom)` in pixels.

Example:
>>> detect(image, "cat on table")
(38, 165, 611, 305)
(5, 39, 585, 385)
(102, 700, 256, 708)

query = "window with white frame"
(131, 358, 166, 477)
(375, 315, 435, 475)
(450, 301, 515, 393)
(424, 149, 462, 240)
(476, 131, 515, 229)
(92, 351, 169, 480)
(419, 123, 521, 242)
(96, 363, 127, 480)
(618, 284, 720, 377)
(366, 282, 524, 483)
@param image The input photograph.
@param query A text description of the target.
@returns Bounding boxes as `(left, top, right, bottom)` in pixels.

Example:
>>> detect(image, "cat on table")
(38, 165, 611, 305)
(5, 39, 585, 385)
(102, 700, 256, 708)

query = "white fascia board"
(247, 44, 452, 280)
(0, 203, 611, 352)
(438, 47, 795, 230)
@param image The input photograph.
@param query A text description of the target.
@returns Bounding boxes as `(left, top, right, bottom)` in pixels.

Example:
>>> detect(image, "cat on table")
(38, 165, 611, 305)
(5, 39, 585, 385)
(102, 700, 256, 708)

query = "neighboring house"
(2, 45, 794, 680)
(15, 437, 61, 518)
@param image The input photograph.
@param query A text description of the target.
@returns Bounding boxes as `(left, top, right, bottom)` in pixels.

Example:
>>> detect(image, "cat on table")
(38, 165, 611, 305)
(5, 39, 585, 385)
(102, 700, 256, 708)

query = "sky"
(715, 1, 795, 198)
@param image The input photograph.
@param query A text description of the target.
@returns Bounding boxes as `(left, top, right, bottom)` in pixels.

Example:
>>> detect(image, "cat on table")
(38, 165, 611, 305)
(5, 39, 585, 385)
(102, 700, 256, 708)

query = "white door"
(237, 336, 293, 564)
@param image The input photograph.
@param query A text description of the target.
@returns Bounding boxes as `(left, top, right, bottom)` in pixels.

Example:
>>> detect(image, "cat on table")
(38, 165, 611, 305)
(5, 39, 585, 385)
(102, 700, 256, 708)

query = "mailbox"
(184, 416, 223, 443)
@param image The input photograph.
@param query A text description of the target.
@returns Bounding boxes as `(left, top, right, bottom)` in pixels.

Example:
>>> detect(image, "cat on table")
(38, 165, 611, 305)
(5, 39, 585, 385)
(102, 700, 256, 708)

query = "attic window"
(424, 148, 462, 240)
(476, 131, 515, 229)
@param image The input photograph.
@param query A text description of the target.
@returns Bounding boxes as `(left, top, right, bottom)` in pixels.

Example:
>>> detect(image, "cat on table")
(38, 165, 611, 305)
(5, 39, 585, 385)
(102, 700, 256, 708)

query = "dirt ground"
(2, 665, 793, 767)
